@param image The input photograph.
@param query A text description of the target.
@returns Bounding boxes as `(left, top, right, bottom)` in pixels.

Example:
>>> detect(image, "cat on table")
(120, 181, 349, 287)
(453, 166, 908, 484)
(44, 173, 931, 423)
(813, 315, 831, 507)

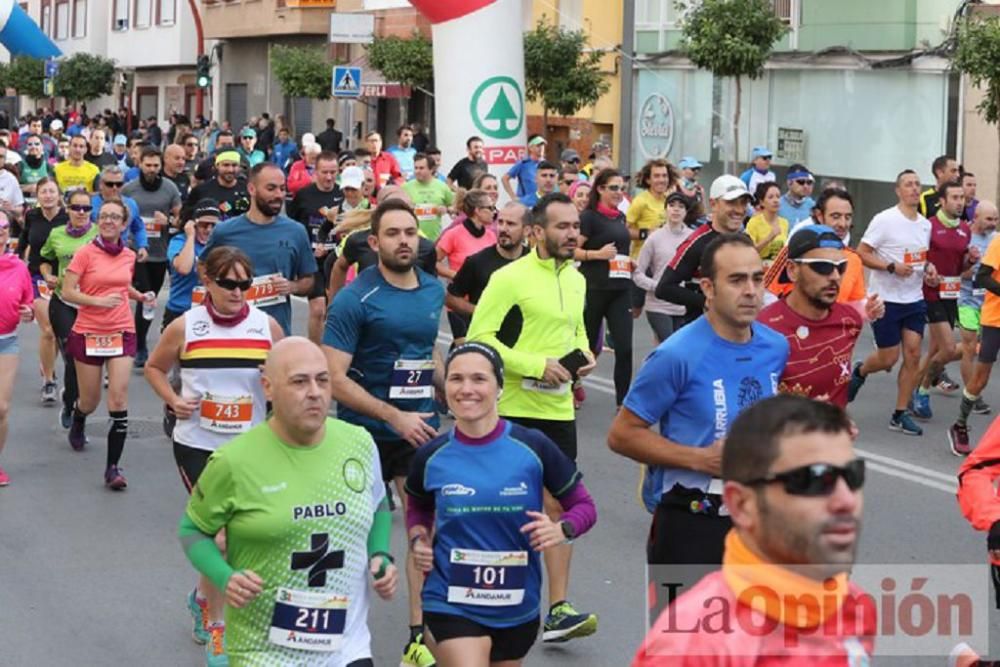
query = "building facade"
(631, 0, 965, 227)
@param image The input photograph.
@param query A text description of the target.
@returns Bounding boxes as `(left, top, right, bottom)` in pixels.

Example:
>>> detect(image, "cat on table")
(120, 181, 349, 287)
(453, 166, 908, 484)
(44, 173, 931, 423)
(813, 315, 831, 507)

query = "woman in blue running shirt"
(405, 342, 598, 666)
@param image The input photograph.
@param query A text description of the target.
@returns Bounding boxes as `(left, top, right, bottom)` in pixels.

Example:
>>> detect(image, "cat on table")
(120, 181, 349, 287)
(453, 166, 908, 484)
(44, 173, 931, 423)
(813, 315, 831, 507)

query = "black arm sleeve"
(977, 263, 1000, 298)
(654, 235, 707, 313)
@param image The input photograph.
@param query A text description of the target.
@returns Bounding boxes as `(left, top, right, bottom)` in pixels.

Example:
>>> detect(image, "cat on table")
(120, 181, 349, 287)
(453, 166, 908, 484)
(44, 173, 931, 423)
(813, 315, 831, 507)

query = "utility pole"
(188, 0, 206, 117)
(619, 0, 636, 177)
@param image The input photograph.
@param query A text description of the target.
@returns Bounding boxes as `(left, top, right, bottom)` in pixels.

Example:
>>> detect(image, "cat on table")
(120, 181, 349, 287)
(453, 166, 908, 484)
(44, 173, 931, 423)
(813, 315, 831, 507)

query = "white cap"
(49, 119, 64, 131)
(340, 165, 364, 190)
(301, 132, 316, 147)
(709, 174, 752, 201)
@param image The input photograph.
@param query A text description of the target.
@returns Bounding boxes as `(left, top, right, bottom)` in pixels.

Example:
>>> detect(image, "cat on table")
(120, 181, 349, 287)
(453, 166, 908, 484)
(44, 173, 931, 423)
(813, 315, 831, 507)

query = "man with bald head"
(179, 336, 398, 665)
(163, 143, 190, 201)
(949, 201, 1000, 455)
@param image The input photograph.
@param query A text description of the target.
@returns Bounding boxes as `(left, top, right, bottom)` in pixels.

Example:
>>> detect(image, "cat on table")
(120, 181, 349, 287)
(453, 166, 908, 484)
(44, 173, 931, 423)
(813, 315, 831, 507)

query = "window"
(137, 86, 159, 122)
(54, 0, 69, 40)
(158, 0, 175, 25)
(134, 0, 152, 28)
(772, 0, 793, 24)
(41, 0, 51, 36)
(112, 0, 128, 30)
(558, 0, 583, 30)
(73, 0, 87, 37)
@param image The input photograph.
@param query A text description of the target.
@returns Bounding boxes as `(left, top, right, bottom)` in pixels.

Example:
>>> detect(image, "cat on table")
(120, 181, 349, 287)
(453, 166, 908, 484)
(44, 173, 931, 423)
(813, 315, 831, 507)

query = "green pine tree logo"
(485, 87, 517, 133)
(471, 77, 524, 140)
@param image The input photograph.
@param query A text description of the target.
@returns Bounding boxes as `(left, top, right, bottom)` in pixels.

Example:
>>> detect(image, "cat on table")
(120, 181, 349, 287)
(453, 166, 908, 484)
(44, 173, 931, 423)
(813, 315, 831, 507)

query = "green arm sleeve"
(178, 513, 235, 592)
(467, 273, 546, 379)
(367, 497, 392, 557)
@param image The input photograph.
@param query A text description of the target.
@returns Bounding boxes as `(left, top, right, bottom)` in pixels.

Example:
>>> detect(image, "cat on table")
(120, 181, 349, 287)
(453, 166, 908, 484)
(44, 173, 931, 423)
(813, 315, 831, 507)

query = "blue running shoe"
(889, 412, 923, 436)
(847, 362, 866, 403)
(908, 389, 932, 421)
(187, 589, 209, 645)
(542, 600, 598, 643)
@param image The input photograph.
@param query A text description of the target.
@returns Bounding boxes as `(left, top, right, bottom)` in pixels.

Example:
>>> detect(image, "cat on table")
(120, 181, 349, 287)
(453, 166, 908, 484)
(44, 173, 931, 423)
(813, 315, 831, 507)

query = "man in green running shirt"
(179, 337, 397, 667)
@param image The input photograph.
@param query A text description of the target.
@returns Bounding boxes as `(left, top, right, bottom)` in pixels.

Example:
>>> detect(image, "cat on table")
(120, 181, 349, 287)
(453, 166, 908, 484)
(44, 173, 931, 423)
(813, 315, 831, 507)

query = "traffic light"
(196, 55, 211, 89)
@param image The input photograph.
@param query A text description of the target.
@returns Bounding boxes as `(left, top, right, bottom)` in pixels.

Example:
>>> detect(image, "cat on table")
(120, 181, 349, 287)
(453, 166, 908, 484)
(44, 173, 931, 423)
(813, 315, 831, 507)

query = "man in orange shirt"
(949, 208, 1000, 456)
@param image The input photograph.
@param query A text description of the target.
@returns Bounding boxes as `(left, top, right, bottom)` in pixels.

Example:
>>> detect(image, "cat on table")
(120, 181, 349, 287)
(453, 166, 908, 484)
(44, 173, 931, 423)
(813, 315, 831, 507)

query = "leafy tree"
(6, 56, 45, 101)
(523, 19, 610, 137)
(54, 53, 116, 105)
(366, 33, 434, 88)
(271, 45, 333, 101)
(678, 0, 787, 171)
(954, 13, 1000, 197)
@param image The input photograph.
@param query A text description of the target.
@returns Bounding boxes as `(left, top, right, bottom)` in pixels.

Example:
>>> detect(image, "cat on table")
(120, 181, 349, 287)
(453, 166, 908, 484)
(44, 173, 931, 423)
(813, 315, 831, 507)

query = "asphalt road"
(2, 296, 999, 666)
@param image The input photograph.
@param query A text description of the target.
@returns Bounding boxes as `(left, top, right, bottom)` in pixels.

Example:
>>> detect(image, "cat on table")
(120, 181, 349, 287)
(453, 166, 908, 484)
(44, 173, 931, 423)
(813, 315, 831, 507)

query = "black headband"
(446, 342, 504, 388)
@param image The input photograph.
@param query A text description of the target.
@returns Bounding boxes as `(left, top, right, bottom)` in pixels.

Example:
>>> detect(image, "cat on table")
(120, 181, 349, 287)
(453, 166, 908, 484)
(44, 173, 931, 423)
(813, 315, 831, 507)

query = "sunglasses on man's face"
(744, 459, 865, 497)
(215, 277, 253, 291)
(793, 258, 848, 276)
(104, 181, 125, 189)
(68, 204, 93, 213)
(795, 179, 814, 186)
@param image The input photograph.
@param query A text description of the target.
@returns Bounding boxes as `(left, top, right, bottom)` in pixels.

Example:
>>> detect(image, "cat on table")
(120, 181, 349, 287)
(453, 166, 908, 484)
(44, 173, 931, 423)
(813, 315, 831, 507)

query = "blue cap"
(678, 156, 702, 170)
(113, 134, 127, 146)
(751, 146, 773, 159)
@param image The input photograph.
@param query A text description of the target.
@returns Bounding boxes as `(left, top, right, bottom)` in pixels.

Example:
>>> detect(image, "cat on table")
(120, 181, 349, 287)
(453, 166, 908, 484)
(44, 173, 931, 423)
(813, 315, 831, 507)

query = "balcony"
(200, 0, 333, 40)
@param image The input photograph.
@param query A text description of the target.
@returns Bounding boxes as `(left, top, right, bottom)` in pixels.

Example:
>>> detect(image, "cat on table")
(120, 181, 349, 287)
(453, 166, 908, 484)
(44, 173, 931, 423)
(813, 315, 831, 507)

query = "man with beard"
(388, 125, 417, 181)
(467, 193, 600, 644)
(609, 233, 788, 565)
(759, 225, 882, 408)
(18, 133, 50, 203)
(631, 395, 874, 665)
(162, 144, 191, 202)
(193, 130, 235, 183)
(285, 151, 344, 345)
(201, 163, 316, 335)
(445, 201, 530, 343)
(182, 151, 249, 222)
(122, 147, 183, 366)
(323, 198, 445, 667)
(447, 136, 487, 191)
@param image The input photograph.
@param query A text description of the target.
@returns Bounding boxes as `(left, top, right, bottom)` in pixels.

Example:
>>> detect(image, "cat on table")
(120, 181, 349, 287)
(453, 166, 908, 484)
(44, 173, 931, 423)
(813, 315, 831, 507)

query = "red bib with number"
(84, 332, 124, 357)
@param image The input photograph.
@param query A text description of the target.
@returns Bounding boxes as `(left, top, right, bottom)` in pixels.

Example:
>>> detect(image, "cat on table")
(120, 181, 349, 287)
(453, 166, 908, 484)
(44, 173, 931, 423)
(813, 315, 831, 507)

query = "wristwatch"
(560, 521, 576, 543)
(886, 262, 896, 275)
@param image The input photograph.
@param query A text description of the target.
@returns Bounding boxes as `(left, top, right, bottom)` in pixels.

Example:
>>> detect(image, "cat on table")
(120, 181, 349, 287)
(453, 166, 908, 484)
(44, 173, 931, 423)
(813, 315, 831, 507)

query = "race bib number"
(269, 588, 347, 653)
(608, 254, 632, 280)
(143, 216, 164, 239)
(84, 332, 123, 357)
(199, 393, 253, 434)
(389, 359, 435, 399)
(414, 205, 437, 221)
(903, 248, 927, 268)
(191, 286, 206, 305)
(939, 276, 961, 300)
(36, 280, 51, 300)
(447, 549, 528, 607)
(521, 378, 570, 395)
(246, 273, 284, 308)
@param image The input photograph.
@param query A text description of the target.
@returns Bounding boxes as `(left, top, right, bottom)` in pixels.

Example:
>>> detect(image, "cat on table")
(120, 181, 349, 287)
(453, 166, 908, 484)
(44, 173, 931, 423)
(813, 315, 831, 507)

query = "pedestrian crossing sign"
(333, 66, 362, 98)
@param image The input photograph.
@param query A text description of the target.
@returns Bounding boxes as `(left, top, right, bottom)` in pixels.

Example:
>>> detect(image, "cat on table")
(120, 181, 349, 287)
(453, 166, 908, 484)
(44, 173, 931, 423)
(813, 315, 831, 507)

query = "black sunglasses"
(604, 184, 624, 192)
(795, 179, 814, 186)
(793, 258, 848, 276)
(104, 181, 125, 188)
(215, 277, 253, 291)
(68, 204, 93, 213)
(744, 459, 865, 497)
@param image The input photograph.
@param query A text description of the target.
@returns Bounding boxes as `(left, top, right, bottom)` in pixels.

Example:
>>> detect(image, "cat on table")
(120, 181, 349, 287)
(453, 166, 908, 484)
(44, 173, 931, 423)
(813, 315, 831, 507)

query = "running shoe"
(935, 370, 960, 394)
(59, 389, 71, 429)
(889, 412, 923, 436)
(134, 348, 148, 369)
(104, 465, 127, 490)
(542, 600, 598, 643)
(948, 423, 972, 457)
(973, 397, 992, 415)
(401, 633, 436, 667)
(0, 465, 9, 486)
(187, 589, 210, 645)
(846, 362, 866, 403)
(908, 389, 932, 420)
(385, 481, 396, 512)
(41, 381, 57, 405)
(205, 622, 228, 667)
(68, 419, 87, 451)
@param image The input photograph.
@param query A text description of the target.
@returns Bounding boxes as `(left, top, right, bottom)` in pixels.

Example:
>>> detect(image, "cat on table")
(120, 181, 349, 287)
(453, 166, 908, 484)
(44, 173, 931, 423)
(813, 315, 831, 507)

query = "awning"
(346, 53, 412, 99)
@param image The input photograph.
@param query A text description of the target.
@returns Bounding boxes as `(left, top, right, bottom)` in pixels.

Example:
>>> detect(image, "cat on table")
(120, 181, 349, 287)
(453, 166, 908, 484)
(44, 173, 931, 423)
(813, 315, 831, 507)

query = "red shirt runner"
(758, 300, 863, 408)
(923, 215, 970, 303)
